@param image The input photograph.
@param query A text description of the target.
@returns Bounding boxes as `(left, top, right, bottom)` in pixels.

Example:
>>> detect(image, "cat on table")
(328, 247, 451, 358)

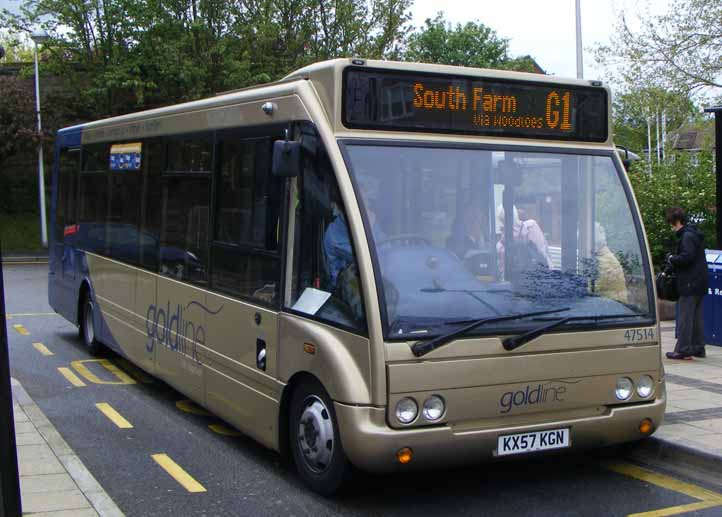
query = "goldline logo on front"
(499, 382, 569, 414)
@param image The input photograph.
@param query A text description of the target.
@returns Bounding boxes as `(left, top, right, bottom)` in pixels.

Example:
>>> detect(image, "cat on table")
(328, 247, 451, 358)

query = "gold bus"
(49, 58, 665, 495)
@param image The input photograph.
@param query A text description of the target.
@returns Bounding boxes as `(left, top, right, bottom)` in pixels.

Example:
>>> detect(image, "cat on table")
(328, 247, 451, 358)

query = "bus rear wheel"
(289, 378, 351, 496)
(79, 295, 103, 355)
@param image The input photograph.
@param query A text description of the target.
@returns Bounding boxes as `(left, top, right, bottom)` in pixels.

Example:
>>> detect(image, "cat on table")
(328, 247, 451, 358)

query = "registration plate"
(496, 428, 570, 456)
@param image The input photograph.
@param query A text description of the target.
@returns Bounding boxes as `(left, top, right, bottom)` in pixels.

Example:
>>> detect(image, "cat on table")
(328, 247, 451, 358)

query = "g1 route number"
(624, 329, 655, 342)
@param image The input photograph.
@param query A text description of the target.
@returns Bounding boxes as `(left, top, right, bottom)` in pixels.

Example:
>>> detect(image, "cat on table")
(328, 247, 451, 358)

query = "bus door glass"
(52, 147, 80, 318)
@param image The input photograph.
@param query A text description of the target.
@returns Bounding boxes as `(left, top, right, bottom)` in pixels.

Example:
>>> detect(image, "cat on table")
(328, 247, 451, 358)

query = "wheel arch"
(278, 371, 326, 459)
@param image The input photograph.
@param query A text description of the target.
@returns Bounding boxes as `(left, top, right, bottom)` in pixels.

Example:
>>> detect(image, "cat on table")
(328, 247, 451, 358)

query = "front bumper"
(335, 393, 666, 473)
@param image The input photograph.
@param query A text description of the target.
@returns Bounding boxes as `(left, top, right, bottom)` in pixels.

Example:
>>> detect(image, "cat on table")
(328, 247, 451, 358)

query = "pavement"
(11, 378, 124, 517)
(6, 311, 722, 515)
(656, 320, 722, 460)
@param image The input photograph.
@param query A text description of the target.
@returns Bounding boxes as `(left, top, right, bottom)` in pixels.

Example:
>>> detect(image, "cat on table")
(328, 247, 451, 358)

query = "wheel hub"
(297, 396, 334, 473)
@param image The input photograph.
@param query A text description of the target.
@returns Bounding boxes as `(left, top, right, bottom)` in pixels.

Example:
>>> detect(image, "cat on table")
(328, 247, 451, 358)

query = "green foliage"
(0, 30, 34, 61)
(627, 152, 716, 270)
(612, 86, 699, 153)
(1, 0, 413, 118)
(0, 212, 46, 252)
(404, 13, 536, 72)
(594, 0, 721, 93)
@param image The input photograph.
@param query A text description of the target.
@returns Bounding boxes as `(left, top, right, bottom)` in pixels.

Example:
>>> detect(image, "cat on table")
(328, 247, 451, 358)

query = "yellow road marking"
(176, 399, 211, 416)
(603, 461, 722, 516)
(71, 359, 136, 385)
(208, 424, 242, 437)
(95, 403, 133, 429)
(32, 342, 53, 356)
(629, 501, 722, 517)
(151, 454, 206, 493)
(57, 367, 86, 387)
(12, 324, 29, 335)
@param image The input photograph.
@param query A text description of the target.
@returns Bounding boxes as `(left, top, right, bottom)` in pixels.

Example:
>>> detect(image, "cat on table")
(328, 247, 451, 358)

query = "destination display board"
(342, 68, 608, 142)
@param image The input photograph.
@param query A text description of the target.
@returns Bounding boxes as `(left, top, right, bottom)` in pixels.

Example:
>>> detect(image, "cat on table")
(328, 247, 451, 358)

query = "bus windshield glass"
(343, 143, 653, 339)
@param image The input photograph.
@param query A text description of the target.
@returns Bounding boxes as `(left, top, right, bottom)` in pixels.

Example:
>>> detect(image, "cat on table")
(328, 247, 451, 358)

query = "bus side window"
(210, 134, 282, 306)
(139, 139, 163, 271)
(107, 147, 141, 265)
(78, 144, 110, 254)
(287, 149, 367, 333)
(55, 148, 79, 244)
(160, 135, 212, 284)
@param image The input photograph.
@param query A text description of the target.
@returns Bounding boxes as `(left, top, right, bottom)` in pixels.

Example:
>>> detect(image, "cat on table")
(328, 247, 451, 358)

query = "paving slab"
(10, 378, 124, 517)
(651, 320, 722, 473)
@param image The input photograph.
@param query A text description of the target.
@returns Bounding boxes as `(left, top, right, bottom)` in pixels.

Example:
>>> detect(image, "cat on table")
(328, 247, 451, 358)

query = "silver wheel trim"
(83, 301, 95, 345)
(297, 395, 334, 474)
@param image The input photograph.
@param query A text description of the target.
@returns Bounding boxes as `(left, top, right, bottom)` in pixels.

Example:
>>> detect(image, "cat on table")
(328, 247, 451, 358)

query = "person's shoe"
(693, 350, 706, 358)
(666, 352, 693, 360)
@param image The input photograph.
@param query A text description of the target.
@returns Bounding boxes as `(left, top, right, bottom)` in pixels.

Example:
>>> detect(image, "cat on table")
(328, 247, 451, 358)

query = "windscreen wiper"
(502, 313, 647, 351)
(410, 308, 570, 357)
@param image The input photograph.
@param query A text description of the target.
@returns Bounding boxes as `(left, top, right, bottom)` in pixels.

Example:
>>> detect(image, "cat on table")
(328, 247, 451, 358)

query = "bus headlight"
(422, 395, 445, 421)
(395, 398, 418, 424)
(636, 375, 655, 398)
(615, 377, 634, 400)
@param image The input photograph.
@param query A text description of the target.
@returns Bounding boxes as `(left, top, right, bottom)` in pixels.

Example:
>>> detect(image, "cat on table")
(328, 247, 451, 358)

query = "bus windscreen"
(342, 68, 608, 142)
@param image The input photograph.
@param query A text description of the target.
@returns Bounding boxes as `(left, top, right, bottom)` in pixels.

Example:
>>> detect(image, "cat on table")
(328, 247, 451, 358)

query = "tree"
(0, 30, 34, 61)
(1, 0, 413, 119)
(404, 13, 537, 72)
(595, 0, 721, 94)
(628, 152, 716, 269)
(612, 86, 698, 154)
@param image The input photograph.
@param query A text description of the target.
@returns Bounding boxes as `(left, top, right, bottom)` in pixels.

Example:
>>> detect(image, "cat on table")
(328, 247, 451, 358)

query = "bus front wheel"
(289, 378, 351, 496)
(79, 295, 103, 355)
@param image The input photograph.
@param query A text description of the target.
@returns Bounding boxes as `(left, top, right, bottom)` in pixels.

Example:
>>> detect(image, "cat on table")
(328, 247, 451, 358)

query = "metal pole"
(656, 111, 661, 163)
(703, 107, 722, 247)
(0, 242, 23, 517)
(33, 41, 48, 248)
(575, 0, 583, 79)
(647, 116, 652, 175)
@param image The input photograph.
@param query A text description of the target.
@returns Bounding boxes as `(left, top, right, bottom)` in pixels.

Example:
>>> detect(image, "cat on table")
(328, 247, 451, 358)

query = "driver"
(324, 200, 354, 288)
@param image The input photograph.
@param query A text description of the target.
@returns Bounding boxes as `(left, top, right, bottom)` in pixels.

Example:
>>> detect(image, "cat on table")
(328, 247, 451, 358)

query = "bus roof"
(60, 58, 612, 147)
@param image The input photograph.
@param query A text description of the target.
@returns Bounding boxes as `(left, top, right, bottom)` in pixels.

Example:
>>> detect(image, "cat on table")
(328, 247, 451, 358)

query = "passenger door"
(203, 131, 285, 449)
(50, 147, 80, 320)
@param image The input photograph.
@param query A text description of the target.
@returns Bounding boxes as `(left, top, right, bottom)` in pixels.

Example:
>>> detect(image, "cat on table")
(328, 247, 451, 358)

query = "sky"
(410, 0, 672, 80)
(1, 0, 671, 82)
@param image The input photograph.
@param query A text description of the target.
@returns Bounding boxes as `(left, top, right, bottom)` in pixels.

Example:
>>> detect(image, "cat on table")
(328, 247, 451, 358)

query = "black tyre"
(289, 378, 352, 496)
(79, 294, 103, 355)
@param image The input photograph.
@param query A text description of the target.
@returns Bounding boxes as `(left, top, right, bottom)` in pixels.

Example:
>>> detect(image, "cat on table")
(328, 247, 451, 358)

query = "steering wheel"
(377, 233, 432, 247)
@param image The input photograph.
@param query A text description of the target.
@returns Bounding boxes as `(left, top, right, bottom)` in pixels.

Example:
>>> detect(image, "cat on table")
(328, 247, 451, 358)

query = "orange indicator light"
(396, 447, 414, 464)
(303, 343, 316, 355)
(639, 419, 653, 434)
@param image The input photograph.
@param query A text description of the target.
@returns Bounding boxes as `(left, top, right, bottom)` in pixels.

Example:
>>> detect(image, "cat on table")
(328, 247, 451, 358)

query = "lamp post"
(31, 28, 49, 248)
(575, 0, 583, 79)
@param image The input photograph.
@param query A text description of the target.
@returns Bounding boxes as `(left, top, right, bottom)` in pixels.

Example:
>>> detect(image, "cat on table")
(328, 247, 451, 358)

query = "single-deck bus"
(49, 59, 665, 495)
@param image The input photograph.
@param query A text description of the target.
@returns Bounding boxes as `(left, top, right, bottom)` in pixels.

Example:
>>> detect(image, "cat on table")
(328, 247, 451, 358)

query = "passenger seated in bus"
(496, 206, 553, 279)
(593, 223, 629, 304)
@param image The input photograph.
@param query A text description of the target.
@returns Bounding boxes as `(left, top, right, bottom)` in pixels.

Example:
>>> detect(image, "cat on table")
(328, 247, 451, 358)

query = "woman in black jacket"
(666, 207, 709, 360)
